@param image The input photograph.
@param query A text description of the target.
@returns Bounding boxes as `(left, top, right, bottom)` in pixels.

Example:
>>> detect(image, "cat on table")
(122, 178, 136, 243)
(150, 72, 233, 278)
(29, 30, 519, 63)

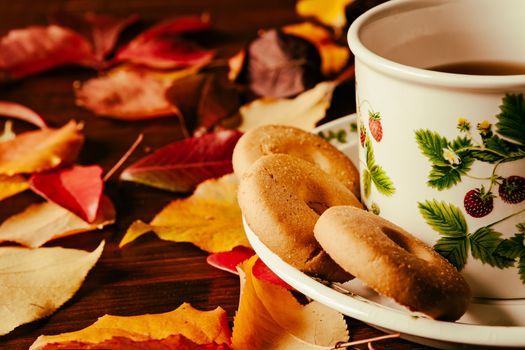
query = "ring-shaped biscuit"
(238, 154, 362, 282)
(233, 124, 360, 197)
(314, 206, 471, 321)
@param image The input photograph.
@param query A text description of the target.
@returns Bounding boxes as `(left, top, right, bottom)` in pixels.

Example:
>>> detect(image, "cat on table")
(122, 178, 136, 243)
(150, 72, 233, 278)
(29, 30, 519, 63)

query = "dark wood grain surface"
(0, 1, 433, 349)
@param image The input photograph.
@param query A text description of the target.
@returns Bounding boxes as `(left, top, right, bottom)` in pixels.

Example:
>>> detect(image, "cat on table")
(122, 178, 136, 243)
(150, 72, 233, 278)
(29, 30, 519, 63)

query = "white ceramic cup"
(348, 0, 525, 299)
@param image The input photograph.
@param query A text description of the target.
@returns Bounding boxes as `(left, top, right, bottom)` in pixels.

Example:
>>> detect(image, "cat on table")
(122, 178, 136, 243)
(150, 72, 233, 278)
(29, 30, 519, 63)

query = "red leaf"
(0, 25, 95, 80)
(120, 130, 242, 193)
(114, 16, 214, 69)
(51, 12, 140, 61)
(0, 101, 47, 128)
(207, 246, 255, 275)
(29, 165, 104, 223)
(252, 257, 295, 291)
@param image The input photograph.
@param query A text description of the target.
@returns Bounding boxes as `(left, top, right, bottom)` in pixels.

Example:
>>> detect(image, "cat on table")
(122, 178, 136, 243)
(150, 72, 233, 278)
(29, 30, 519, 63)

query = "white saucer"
(243, 114, 525, 349)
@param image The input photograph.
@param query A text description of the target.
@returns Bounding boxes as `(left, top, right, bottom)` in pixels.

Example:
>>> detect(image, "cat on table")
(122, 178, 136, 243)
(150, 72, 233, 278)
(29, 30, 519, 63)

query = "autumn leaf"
(0, 120, 84, 175)
(0, 196, 115, 248)
(121, 174, 249, 252)
(296, 0, 353, 30)
(235, 28, 322, 98)
(51, 11, 139, 61)
(120, 130, 242, 192)
(252, 258, 295, 291)
(166, 73, 241, 136)
(239, 81, 336, 132)
(283, 22, 350, 76)
(232, 256, 348, 349)
(0, 100, 47, 128)
(0, 241, 104, 336)
(30, 303, 232, 350)
(29, 165, 104, 223)
(74, 65, 195, 120)
(0, 25, 95, 81)
(113, 16, 214, 69)
(206, 246, 255, 274)
(0, 174, 28, 201)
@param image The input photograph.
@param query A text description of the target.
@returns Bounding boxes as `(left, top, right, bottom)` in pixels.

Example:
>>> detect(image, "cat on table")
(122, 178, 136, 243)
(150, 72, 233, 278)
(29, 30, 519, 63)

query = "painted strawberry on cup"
(368, 111, 383, 142)
(464, 186, 494, 218)
(499, 176, 525, 204)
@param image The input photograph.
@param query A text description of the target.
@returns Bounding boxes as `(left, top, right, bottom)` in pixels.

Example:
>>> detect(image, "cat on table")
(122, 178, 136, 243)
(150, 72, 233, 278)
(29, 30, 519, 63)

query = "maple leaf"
(232, 256, 349, 349)
(0, 196, 115, 248)
(74, 65, 195, 120)
(30, 303, 232, 350)
(120, 174, 250, 253)
(120, 130, 242, 193)
(0, 120, 84, 175)
(296, 0, 353, 30)
(29, 165, 104, 223)
(113, 16, 214, 69)
(0, 100, 47, 128)
(235, 28, 322, 98)
(0, 242, 104, 336)
(239, 81, 336, 132)
(282, 22, 350, 76)
(166, 73, 241, 136)
(0, 25, 95, 81)
(0, 174, 28, 201)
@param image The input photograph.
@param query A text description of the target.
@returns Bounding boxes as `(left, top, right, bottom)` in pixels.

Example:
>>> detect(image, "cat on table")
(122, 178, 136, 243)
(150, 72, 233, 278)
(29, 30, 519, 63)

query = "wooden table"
(0, 1, 432, 349)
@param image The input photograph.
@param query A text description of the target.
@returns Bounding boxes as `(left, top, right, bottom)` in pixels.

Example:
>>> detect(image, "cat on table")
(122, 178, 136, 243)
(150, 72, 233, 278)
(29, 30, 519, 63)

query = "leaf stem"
(486, 208, 525, 229)
(332, 333, 400, 349)
(103, 133, 143, 182)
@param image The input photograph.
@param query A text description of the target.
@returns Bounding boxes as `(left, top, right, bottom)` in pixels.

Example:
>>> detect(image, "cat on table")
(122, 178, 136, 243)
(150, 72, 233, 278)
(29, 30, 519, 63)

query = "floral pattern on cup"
(415, 93, 525, 283)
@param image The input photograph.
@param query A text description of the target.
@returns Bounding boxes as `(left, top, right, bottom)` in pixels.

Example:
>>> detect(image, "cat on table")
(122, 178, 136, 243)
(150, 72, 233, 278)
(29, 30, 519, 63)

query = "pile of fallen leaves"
(0, 0, 393, 349)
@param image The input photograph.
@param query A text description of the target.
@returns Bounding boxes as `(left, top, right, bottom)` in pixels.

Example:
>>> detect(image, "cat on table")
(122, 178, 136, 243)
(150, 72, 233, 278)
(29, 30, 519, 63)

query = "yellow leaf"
(232, 256, 349, 349)
(120, 173, 250, 252)
(0, 174, 28, 201)
(0, 196, 115, 248)
(0, 241, 104, 336)
(239, 81, 336, 132)
(0, 120, 84, 175)
(30, 303, 232, 349)
(296, 0, 354, 30)
(283, 22, 350, 75)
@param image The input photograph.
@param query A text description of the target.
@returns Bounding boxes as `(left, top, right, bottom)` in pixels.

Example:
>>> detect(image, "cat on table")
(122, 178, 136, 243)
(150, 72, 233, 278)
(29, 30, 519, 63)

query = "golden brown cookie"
(314, 206, 471, 321)
(233, 124, 360, 197)
(238, 154, 362, 282)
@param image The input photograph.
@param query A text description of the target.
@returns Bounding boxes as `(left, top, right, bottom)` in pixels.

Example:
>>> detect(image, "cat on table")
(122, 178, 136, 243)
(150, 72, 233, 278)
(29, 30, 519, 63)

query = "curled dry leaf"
(0, 120, 16, 142)
(296, 0, 353, 30)
(0, 196, 115, 248)
(114, 16, 214, 69)
(74, 65, 195, 120)
(0, 25, 95, 80)
(282, 22, 350, 76)
(0, 120, 84, 175)
(0, 174, 28, 201)
(0, 101, 47, 128)
(0, 241, 104, 336)
(232, 256, 348, 349)
(51, 11, 140, 61)
(30, 303, 232, 350)
(29, 165, 104, 223)
(120, 129, 242, 193)
(239, 81, 336, 132)
(235, 28, 322, 98)
(166, 73, 241, 136)
(121, 173, 249, 253)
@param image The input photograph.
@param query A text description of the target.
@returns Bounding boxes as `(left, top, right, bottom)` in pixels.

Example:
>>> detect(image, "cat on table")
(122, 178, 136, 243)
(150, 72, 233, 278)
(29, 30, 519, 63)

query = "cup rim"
(347, 0, 525, 89)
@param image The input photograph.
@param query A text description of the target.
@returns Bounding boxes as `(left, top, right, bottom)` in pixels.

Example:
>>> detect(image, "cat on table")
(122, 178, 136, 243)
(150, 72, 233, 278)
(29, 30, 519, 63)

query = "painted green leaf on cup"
(434, 235, 468, 271)
(362, 169, 371, 198)
(469, 227, 514, 269)
(418, 199, 467, 236)
(495, 93, 525, 146)
(362, 136, 395, 197)
(495, 226, 525, 283)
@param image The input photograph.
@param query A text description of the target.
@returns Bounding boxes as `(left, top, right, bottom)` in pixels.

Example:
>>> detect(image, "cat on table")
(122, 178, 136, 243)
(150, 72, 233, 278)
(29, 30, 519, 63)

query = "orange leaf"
(0, 120, 84, 175)
(296, 0, 353, 30)
(0, 174, 28, 201)
(0, 196, 115, 248)
(120, 173, 250, 252)
(30, 303, 232, 350)
(232, 256, 348, 349)
(283, 22, 350, 76)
